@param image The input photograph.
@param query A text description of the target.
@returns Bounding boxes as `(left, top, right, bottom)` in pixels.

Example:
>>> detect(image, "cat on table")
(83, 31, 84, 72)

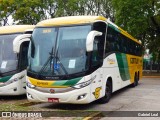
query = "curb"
(83, 112, 103, 120)
(142, 76, 160, 78)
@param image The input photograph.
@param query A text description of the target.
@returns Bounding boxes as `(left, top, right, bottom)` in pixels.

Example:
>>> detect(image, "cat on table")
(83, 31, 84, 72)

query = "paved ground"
(1, 77, 160, 120)
(100, 77, 160, 120)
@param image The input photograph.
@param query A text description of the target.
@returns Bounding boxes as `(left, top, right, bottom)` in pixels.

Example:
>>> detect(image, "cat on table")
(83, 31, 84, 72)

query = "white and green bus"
(0, 25, 34, 95)
(26, 16, 143, 104)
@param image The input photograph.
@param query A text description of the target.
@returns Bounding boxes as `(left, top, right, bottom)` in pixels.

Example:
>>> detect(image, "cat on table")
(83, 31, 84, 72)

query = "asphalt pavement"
(100, 77, 160, 120)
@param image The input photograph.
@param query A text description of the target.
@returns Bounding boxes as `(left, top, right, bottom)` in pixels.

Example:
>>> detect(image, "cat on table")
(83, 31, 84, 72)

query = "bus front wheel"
(98, 81, 112, 104)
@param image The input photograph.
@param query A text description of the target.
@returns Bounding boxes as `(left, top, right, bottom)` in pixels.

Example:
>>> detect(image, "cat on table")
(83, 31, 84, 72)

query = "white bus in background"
(0, 25, 34, 95)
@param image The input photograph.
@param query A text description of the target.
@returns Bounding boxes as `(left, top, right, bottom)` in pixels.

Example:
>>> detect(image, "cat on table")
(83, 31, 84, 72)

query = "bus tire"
(138, 72, 140, 81)
(98, 81, 112, 104)
(131, 73, 138, 87)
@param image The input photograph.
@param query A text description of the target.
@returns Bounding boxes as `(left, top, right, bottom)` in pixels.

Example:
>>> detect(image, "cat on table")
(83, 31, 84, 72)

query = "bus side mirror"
(13, 34, 31, 53)
(86, 31, 102, 52)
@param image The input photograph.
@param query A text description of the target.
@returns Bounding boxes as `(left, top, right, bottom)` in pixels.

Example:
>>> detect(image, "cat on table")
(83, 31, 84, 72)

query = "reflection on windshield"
(28, 25, 91, 76)
(0, 34, 19, 73)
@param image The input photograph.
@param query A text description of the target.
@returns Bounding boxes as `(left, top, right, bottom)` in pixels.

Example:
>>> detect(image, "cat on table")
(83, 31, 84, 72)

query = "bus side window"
(126, 39, 130, 54)
(92, 39, 99, 66)
(18, 41, 30, 70)
(114, 36, 120, 51)
(106, 27, 113, 53)
(105, 40, 110, 52)
(106, 26, 120, 53)
(120, 35, 132, 54)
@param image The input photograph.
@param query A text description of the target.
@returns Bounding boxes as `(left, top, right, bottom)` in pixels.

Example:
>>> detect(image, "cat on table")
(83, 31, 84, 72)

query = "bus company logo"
(130, 58, 139, 64)
(93, 87, 102, 99)
(107, 58, 115, 64)
(50, 89, 55, 93)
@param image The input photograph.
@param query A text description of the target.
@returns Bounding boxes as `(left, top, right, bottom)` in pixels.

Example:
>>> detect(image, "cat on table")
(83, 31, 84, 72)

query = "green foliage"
(0, 0, 16, 25)
(0, 0, 114, 25)
(13, 0, 46, 24)
(55, 0, 81, 16)
(112, 0, 151, 37)
(112, 0, 160, 71)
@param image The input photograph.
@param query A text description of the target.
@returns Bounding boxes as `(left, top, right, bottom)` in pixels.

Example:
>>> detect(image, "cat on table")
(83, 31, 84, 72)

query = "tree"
(79, 0, 114, 21)
(13, 0, 46, 25)
(112, 0, 160, 72)
(0, 0, 115, 25)
(0, 0, 16, 26)
(55, 0, 87, 17)
(43, 0, 58, 18)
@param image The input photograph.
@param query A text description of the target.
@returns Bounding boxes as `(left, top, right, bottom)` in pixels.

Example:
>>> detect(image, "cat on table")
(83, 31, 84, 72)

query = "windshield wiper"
(36, 47, 55, 78)
(54, 48, 68, 75)
(36, 47, 68, 78)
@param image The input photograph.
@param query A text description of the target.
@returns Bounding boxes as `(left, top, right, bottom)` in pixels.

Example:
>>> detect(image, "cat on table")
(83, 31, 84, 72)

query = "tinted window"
(19, 41, 30, 70)
(105, 26, 142, 56)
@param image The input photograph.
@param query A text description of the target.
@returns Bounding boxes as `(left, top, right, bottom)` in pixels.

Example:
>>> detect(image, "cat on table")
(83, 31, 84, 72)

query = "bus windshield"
(28, 25, 91, 77)
(0, 34, 19, 74)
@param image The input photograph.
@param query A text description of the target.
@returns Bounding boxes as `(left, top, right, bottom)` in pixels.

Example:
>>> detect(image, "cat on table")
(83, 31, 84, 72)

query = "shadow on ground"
(0, 94, 27, 101)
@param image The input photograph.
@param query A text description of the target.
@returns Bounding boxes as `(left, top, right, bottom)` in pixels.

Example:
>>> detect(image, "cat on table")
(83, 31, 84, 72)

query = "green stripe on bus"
(63, 77, 82, 86)
(52, 80, 68, 86)
(108, 24, 120, 32)
(51, 77, 82, 86)
(116, 53, 130, 81)
(0, 75, 12, 82)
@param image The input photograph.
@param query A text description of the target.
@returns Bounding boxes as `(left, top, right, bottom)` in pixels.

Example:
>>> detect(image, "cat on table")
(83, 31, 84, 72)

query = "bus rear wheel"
(131, 73, 138, 87)
(98, 81, 112, 104)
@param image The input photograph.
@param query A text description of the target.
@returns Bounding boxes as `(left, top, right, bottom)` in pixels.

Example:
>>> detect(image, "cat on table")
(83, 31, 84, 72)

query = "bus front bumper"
(26, 85, 92, 104)
(0, 80, 26, 95)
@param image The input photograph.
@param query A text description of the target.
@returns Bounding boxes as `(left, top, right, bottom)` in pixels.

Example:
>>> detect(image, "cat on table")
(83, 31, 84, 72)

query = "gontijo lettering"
(37, 82, 48, 85)
(130, 58, 139, 64)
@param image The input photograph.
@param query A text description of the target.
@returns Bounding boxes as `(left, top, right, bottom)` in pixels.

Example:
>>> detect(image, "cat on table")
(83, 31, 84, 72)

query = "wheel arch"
(102, 75, 113, 96)
(107, 77, 113, 93)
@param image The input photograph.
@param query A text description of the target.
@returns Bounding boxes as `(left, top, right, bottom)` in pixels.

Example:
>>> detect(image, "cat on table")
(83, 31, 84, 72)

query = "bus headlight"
(9, 78, 18, 83)
(26, 82, 35, 88)
(4, 78, 19, 85)
(72, 79, 92, 89)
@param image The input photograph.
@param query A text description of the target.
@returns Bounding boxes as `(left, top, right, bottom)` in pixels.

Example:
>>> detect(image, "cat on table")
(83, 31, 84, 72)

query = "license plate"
(48, 98, 59, 103)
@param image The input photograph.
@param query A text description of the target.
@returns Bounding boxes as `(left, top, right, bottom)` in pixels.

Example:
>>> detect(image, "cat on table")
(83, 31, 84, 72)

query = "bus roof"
(0, 25, 35, 34)
(36, 16, 140, 44)
(37, 16, 107, 27)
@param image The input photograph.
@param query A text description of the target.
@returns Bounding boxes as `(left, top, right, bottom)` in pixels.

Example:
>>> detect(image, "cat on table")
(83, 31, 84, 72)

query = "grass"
(0, 102, 101, 120)
(0, 103, 30, 111)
